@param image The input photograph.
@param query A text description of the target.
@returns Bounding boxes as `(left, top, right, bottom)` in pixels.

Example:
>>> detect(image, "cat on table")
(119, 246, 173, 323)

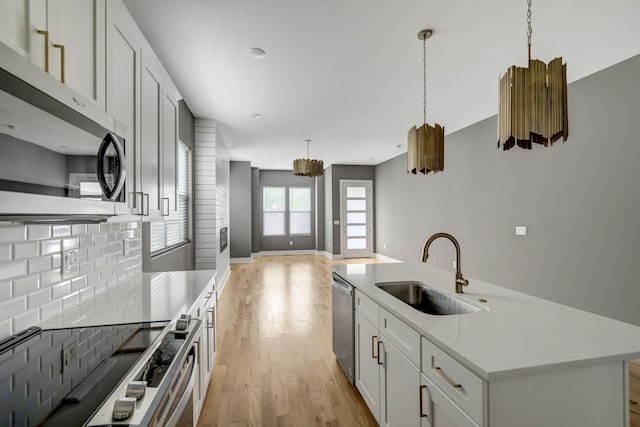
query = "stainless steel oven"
(0, 68, 126, 217)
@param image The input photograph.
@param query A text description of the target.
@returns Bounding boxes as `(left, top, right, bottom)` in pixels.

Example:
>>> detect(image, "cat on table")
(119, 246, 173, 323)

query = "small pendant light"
(407, 29, 444, 175)
(498, 0, 568, 150)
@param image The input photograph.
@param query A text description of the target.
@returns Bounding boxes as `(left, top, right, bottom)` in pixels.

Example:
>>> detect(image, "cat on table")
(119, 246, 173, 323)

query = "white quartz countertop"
(39, 270, 216, 330)
(333, 262, 640, 381)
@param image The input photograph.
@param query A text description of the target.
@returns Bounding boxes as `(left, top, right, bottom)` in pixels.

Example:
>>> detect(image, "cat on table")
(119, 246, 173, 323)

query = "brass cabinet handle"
(35, 29, 49, 72)
(371, 335, 378, 359)
(52, 43, 65, 83)
(377, 341, 384, 366)
(419, 385, 430, 419)
(432, 366, 462, 389)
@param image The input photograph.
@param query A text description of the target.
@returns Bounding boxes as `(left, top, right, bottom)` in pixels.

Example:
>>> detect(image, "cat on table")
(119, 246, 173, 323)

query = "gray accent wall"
(254, 170, 317, 251)
(230, 161, 252, 259)
(374, 54, 640, 326)
(315, 174, 325, 252)
(251, 167, 260, 253)
(325, 165, 375, 255)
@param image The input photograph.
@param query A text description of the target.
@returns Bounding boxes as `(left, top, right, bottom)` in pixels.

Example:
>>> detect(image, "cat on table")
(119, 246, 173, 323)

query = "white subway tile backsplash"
(40, 270, 61, 288)
(71, 276, 88, 292)
(40, 300, 62, 322)
(0, 227, 25, 245)
(0, 296, 26, 321)
(40, 239, 61, 256)
(13, 275, 39, 297)
(13, 308, 39, 332)
(26, 225, 51, 240)
(13, 242, 39, 260)
(0, 221, 142, 339)
(62, 292, 80, 311)
(0, 244, 12, 262)
(0, 260, 26, 281)
(28, 256, 52, 274)
(52, 225, 71, 238)
(27, 288, 51, 309)
(0, 280, 10, 302)
(51, 281, 71, 299)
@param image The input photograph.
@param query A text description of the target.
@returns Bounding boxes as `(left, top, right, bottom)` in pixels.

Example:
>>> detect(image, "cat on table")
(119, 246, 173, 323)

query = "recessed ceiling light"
(247, 47, 266, 59)
(253, 152, 259, 156)
(395, 144, 402, 148)
(252, 113, 263, 119)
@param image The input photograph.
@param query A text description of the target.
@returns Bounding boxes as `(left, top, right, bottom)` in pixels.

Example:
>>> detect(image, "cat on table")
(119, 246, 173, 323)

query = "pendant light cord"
(423, 35, 427, 125)
(527, 0, 532, 61)
(305, 139, 311, 159)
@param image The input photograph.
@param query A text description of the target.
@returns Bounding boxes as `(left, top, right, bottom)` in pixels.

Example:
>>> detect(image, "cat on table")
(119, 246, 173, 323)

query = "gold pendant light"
(408, 29, 444, 175)
(498, 0, 568, 150)
(293, 139, 324, 177)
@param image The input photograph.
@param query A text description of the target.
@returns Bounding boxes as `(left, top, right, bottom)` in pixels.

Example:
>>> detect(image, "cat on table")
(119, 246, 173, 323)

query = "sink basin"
(376, 281, 486, 316)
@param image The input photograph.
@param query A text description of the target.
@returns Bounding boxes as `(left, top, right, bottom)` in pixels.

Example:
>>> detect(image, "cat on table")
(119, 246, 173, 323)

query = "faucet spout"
(421, 233, 469, 294)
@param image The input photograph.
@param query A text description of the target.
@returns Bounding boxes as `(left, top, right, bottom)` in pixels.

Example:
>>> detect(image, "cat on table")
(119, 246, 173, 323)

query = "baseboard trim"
(374, 253, 403, 263)
(216, 266, 231, 298)
(258, 250, 318, 256)
(230, 257, 252, 264)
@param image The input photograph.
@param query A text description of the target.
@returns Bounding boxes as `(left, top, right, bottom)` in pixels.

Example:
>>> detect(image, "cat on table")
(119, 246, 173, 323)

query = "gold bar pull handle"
(377, 341, 384, 366)
(432, 366, 462, 389)
(371, 335, 378, 359)
(419, 385, 430, 419)
(52, 43, 65, 83)
(35, 29, 49, 73)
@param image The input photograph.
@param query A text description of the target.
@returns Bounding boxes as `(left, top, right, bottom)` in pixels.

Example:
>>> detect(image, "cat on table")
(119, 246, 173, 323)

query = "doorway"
(340, 180, 373, 258)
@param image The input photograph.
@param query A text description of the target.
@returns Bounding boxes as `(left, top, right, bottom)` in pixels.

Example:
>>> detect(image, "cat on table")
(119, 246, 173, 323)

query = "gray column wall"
(230, 161, 252, 259)
(374, 54, 640, 326)
(315, 174, 325, 252)
(251, 167, 260, 254)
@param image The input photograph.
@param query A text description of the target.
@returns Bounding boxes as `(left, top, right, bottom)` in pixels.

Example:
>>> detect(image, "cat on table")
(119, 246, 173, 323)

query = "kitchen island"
(334, 262, 640, 427)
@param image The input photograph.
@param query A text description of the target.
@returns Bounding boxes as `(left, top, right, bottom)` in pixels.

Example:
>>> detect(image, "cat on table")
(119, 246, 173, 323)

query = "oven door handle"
(163, 358, 196, 427)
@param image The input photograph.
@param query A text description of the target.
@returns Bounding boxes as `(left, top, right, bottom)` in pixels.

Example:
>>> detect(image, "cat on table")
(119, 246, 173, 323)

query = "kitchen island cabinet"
(335, 262, 640, 427)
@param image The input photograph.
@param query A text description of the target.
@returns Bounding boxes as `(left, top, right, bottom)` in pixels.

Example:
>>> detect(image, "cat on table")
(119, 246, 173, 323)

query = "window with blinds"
(150, 141, 190, 254)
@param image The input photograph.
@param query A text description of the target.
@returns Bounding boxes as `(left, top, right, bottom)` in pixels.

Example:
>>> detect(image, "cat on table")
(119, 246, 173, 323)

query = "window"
(262, 185, 311, 236)
(289, 187, 311, 235)
(263, 187, 285, 236)
(150, 141, 190, 254)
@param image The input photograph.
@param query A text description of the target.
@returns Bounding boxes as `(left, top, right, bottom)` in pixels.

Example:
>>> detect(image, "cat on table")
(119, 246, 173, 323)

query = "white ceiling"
(124, 0, 640, 170)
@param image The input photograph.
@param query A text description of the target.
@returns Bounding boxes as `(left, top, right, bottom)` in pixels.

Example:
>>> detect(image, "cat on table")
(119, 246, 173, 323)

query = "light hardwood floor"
(196, 254, 640, 426)
(197, 255, 382, 427)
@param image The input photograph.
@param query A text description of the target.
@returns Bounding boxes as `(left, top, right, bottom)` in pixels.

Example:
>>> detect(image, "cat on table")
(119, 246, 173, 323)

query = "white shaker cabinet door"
(106, 0, 142, 215)
(420, 374, 479, 427)
(46, 0, 106, 108)
(140, 51, 163, 217)
(355, 312, 380, 423)
(0, 0, 47, 71)
(380, 339, 421, 427)
(161, 89, 178, 215)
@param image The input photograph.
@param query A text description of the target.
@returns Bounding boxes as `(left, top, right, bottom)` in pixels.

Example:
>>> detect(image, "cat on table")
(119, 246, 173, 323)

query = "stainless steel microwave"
(0, 68, 126, 217)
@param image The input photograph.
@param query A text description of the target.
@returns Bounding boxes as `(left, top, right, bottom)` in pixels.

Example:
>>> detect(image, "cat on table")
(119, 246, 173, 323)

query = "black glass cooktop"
(0, 322, 166, 427)
(134, 332, 185, 387)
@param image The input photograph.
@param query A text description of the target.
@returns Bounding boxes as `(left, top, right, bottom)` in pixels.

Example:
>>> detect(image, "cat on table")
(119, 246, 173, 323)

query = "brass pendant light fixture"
(498, 0, 568, 150)
(407, 29, 444, 175)
(293, 139, 324, 177)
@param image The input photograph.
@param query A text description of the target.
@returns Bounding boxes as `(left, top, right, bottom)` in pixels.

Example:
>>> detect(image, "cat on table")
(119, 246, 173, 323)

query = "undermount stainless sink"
(376, 281, 487, 316)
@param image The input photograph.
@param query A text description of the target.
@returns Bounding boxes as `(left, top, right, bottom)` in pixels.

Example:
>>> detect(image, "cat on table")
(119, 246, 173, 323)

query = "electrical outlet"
(515, 226, 527, 236)
(289, 241, 293, 246)
(62, 249, 79, 276)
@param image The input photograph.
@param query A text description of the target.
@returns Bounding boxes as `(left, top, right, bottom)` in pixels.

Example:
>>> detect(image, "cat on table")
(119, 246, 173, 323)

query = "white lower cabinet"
(380, 337, 421, 427)
(355, 311, 381, 422)
(420, 374, 479, 427)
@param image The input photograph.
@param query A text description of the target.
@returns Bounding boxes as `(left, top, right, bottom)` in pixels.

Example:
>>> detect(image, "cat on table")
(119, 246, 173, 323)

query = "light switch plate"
(515, 226, 527, 236)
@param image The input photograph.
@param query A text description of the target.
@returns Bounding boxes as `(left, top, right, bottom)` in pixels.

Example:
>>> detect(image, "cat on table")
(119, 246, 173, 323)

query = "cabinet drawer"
(422, 374, 480, 427)
(422, 338, 484, 425)
(379, 307, 420, 367)
(355, 289, 379, 326)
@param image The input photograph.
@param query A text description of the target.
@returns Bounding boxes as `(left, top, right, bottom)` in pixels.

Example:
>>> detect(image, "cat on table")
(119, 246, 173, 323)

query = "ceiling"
(124, 0, 640, 170)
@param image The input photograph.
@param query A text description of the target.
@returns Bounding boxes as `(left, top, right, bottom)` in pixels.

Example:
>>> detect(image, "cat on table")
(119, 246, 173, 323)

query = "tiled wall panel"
(0, 221, 142, 340)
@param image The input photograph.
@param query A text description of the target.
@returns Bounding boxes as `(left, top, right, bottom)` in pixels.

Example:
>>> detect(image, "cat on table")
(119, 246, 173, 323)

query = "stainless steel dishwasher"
(332, 272, 354, 384)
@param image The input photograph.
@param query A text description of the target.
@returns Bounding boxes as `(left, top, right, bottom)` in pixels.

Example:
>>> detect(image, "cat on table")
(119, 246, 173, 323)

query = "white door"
(340, 180, 373, 258)
(381, 339, 421, 427)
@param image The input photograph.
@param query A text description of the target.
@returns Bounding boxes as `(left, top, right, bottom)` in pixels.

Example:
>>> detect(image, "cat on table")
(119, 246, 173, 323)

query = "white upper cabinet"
(162, 81, 179, 217)
(0, 0, 106, 108)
